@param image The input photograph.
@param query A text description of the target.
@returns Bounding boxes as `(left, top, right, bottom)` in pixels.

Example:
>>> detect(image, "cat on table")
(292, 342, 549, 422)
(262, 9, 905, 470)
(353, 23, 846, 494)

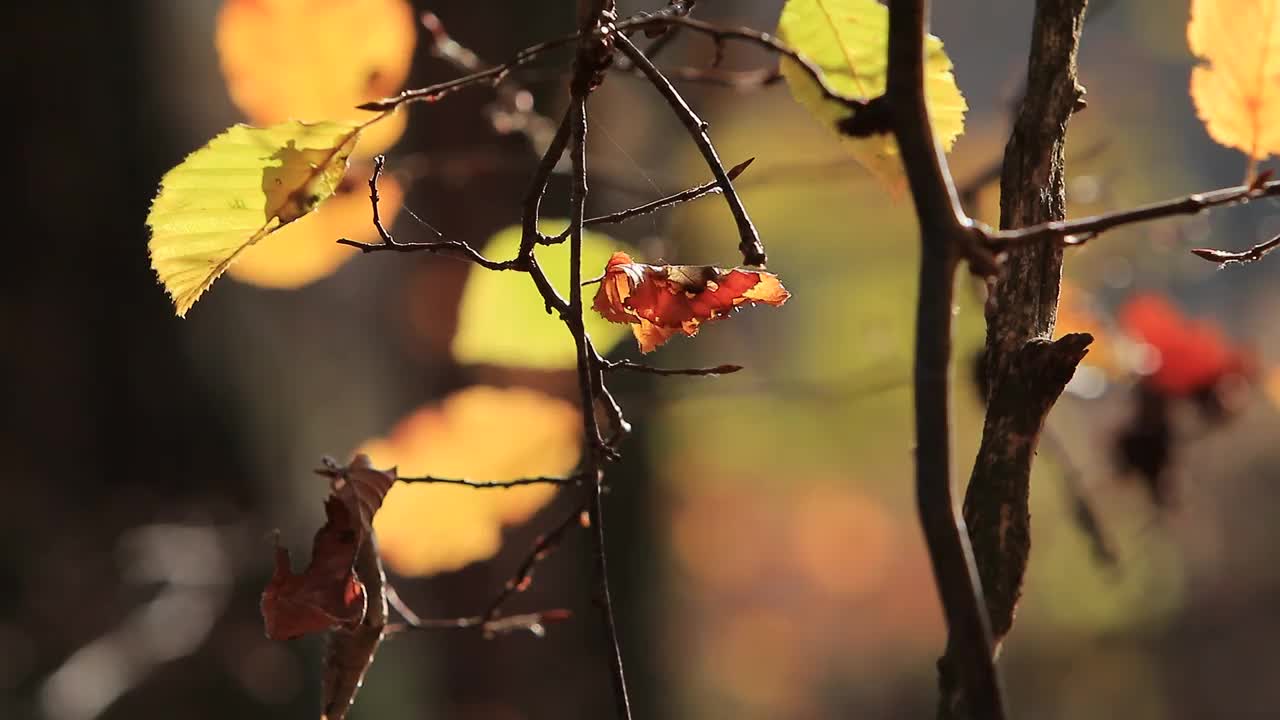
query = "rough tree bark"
(938, 2, 1092, 718)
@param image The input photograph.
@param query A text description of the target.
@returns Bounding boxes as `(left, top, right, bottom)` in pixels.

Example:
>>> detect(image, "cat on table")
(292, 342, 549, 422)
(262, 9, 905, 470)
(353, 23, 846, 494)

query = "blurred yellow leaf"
(216, 0, 416, 157)
(147, 120, 362, 316)
(1188, 0, 1280, 172)
(777, 0, 967, 193)
(452, 222, 635, 369)
(362, 386, 581, 577)
(228, 168, 403, 289)
(1265, 366, 1280, 408)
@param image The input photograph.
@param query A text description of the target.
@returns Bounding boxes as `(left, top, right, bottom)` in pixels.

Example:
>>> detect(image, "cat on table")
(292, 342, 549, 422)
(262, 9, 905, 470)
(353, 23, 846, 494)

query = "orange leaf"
(1118, 293, 1253, 396)
(362, 387, 581, 577)
(260, 456, 397, 641)
(592, 251, 790, 353)
(1187, 0, 1280, 170)
(216, 0, 416, 158)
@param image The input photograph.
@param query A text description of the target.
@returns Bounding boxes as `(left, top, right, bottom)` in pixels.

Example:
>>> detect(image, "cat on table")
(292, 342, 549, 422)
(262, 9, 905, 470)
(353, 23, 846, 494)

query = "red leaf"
(592, 251, 790, 352)
(262, 498, 367, 640)
(1118, 293, 1253, 396)
(261, 454, 398, 641)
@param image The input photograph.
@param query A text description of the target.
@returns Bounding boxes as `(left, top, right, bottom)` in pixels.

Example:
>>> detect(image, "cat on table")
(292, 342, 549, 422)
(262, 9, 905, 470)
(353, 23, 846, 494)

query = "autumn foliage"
(593, 252, 791, 352)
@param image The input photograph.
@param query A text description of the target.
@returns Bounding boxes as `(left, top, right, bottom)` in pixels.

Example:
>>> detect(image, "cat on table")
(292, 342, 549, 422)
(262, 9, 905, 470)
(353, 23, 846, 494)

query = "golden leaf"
(777, 0, 967, 193)
(361, 387, 581, 577)
(147, 120, 363, 316)
(216, 0, 416, 157)
(1188, 0, 1280, 172)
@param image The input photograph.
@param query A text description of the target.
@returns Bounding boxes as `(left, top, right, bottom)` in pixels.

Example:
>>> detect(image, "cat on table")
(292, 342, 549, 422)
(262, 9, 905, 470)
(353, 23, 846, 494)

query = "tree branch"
(395, 474, 580, 489)
(615, 33, 767, 266)
(986, 178, 1280, 248)
(358, 32, 581, 112)
(942, 2, 1090, 719)
(884, 2, 1006, 718)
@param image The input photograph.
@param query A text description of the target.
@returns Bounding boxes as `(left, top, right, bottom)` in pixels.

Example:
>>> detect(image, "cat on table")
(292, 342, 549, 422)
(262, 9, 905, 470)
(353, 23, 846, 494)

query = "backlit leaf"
(452, 222, 635, 368)
(362, 386, 581, 577)
(1187, 0, 1280, 170)
(228, 166, 403, 289)
(593, 251, 790, 353)
(147, 120, 363, 316)
(777, 0, 967, 192)
(216, 0, 415, 157)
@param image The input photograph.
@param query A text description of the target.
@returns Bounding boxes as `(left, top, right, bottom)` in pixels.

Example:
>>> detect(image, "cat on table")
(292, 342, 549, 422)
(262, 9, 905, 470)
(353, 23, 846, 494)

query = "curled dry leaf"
(260, 454, 396, 641)
(593, 252, 790, 353)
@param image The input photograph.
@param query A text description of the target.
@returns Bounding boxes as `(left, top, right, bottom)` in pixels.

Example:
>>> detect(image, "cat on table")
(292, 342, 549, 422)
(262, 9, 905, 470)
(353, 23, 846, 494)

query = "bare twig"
(336, 157, 519, 270)
(420, 12, 561, 151)
(618, 14, 866, 113)
(395, 474, 581, 489)
(358, 33, 581, 112)
(482, 499, 589, 626)
(883, 1, 1006, 718)
(585, 157, 755, 228)
(601, 359, 743, 376)
(615, 33, 767, 266)
(520, 108, 576, 256)
(542, 157, 755, 243)
(1191, 232, 1280, 266)
(985, 179, 1280, 248)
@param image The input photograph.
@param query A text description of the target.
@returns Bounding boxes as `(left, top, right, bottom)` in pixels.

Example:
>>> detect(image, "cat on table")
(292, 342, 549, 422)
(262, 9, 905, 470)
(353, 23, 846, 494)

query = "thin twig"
(395, 474, 581, 489)
(985, 179, 1280, 248)
(358, 32, 581, 112)
(336, 157, 518, 270)
(386, 580, 572, 638)
(543, 157, 755, 243)
(618, 14, 864, 112)
(884, 1, 1006, 718)
(421, 12, 561, 151)
(615, 33, 767, 266)
(482, 499, 588, 625)
(520, 108, 576, 256)
(1191, 232, 1280, 266)
(602, 359, 743, 376)
(587, 156, 755, 227)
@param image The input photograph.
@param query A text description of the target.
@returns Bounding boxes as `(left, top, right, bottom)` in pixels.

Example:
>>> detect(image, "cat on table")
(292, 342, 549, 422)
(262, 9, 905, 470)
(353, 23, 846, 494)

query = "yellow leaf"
(777, 0, 967, 193)
(216, 0, 416, 158)
(451, 222, 635, 369)
(1187, 0, 1280, 170)
(362, 386, 581, 577)
(227, 167, 403, 289)
(147, 120, 362, 316)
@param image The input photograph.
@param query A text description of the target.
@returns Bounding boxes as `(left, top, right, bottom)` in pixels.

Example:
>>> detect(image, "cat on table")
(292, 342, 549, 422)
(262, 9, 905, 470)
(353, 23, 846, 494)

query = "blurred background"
(5, 1, 1280, 719)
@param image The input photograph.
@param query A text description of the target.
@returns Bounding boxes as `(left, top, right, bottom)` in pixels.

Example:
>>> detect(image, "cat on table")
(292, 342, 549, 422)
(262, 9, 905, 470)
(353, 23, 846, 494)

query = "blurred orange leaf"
(362, 387, 581, 577)
(216, 0, 416, 157)
(1118, 293, 1253, 395)
(1188, 0, 1280, 171)
(228, 167, 403, 289)
(593, 251, 790, 353)
(261, 457, 396, 641)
